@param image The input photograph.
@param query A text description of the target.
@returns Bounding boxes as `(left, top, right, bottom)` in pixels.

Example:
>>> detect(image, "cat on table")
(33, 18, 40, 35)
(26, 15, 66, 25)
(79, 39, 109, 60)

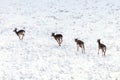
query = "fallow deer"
(97, 39, 106, 56)
(13, 28, 25, 40)
(51, 33, 63, 46)
(75, 38, 85, 53)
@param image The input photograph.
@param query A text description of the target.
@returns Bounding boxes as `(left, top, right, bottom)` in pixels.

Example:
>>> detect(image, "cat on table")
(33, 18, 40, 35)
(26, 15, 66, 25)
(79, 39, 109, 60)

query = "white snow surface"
(0, 0, 120, 80)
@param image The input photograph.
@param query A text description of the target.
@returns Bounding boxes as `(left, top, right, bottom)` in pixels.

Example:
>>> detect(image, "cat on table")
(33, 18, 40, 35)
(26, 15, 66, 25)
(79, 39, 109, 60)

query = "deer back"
(17, 30, 25, 35)
(54, 34, 62, 40)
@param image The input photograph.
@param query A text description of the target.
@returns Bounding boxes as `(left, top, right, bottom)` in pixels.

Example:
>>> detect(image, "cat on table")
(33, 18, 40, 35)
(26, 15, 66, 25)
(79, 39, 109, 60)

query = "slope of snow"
(0, 0, 120, 80)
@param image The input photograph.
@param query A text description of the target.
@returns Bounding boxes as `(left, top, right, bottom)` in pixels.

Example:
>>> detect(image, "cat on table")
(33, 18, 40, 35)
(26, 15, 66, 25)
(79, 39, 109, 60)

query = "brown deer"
(97, 39, 106, 56)
(51, 33, 63, 46)
(13, 28, 25, 40)
(75, 38, 85, 53)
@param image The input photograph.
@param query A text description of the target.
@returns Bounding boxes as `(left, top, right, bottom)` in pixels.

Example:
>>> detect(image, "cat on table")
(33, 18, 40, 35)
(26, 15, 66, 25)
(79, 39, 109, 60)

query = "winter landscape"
(0, 0, 120, 80)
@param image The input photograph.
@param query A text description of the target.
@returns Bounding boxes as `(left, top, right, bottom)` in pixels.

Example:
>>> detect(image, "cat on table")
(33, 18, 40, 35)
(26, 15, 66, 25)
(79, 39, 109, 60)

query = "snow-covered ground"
(0, 0, 120, 80)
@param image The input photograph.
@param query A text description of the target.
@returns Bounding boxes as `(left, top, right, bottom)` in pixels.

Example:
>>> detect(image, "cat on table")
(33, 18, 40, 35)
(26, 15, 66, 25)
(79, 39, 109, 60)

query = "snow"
(0, 0, 120, 80)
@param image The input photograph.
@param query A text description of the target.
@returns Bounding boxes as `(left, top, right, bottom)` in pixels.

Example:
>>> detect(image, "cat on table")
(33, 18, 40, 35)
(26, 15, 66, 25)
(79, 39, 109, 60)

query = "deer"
(75, 38, 85, 53)
(13, 28, 25, 40)
(97, 39, 106, 56)
(51, 33, 63, 46)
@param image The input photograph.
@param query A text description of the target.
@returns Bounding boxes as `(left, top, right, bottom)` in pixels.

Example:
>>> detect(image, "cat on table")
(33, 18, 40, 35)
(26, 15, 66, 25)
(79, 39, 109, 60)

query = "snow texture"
(0, 0, 120, 80)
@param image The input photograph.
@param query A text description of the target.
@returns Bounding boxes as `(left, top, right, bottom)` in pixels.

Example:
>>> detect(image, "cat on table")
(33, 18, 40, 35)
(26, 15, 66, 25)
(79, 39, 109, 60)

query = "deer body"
(14, 28, 25, 40)
(75, 38, 85, 53)
(97, 39, 106, 56)
(51, 33, 63, 46)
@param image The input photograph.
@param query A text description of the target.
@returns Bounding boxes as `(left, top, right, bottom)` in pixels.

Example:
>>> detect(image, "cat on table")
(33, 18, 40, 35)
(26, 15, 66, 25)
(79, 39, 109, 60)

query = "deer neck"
(15, 30, 18, 35)
(98, 41, 101, 45)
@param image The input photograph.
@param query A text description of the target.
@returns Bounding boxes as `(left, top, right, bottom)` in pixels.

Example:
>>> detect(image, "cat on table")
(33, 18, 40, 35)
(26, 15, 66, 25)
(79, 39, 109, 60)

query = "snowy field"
(0, 0, 120, 80)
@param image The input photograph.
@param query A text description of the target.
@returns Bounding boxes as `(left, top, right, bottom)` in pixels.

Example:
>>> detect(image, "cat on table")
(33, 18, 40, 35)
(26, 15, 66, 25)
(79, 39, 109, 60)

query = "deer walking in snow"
(13, 28, 25, 40)
(75, 38, 85, 53)
(51, 33, 63, 46)
(97, 39, 106, 56)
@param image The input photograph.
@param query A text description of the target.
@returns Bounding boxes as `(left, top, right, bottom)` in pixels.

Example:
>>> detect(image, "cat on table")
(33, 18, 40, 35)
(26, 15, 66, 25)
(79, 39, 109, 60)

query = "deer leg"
(77, 45, 79, 51)
(104, 47, 106, 56)
(98, 49, 100, 55)
(60, 38, 62, 44)
(83, 47, 85, 54)
(59, 41, 61, 46)
(81, 46, 83, 53)
(56, 39, 58, 44)
(57, 39, 60, 46)
(101, 49, 105, 56)
(82, 45, 85, 53)
(103, 49, 106, 56)
(59, 39, 62, 46)
(22, 34, 24, 40)
(18, 35, 21, 40)
(82, 47, 84, 53)
(61, 38, 63, 44)
(58, 39, 61, 46)
(79, 45, 82, 53)
(104, 52, 105, 56)
(21, 36, 23, 40)
(82, 48, 85, 53)
(82, 48, 84, 53)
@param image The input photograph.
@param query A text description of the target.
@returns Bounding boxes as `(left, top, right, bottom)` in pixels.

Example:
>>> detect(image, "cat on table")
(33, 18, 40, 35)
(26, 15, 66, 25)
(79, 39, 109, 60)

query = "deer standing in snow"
(97, 39, 106, 56)
(75, 38, 85, 53)
(51, 33, 63, 46)
(13, 28, 25, 40)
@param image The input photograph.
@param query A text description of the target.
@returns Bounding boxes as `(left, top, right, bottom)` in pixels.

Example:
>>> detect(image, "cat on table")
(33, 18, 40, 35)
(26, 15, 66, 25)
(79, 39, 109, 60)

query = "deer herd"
(13, 28, 107, 56)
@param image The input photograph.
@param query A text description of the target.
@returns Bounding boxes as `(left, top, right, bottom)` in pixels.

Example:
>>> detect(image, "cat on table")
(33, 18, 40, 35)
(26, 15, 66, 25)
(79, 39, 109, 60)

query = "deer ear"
(75, 38, 77, 41)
